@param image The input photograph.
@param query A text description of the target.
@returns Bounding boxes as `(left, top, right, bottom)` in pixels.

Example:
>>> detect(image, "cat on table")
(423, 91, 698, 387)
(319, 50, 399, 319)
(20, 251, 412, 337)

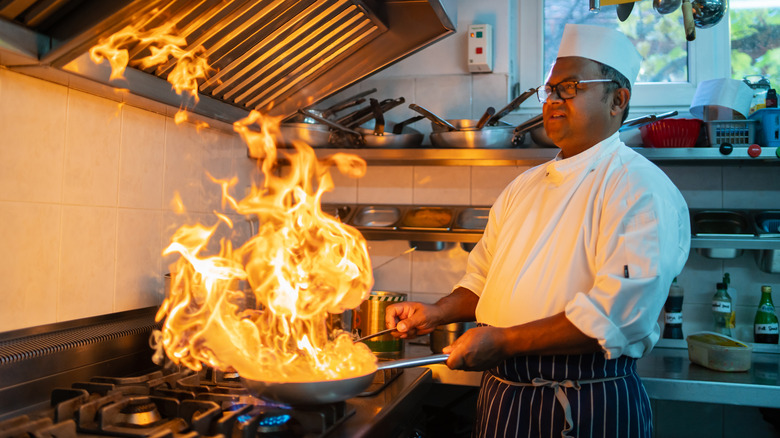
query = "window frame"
(516, 0, 732, 117)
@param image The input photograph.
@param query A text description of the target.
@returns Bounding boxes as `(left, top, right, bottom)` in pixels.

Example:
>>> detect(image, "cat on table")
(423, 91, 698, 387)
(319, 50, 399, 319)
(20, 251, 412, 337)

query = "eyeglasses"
(536, 79, 618, 103)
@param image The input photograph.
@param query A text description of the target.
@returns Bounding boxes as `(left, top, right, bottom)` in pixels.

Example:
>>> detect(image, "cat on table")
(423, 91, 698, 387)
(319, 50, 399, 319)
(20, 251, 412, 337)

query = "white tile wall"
(0, 69, 250, 331)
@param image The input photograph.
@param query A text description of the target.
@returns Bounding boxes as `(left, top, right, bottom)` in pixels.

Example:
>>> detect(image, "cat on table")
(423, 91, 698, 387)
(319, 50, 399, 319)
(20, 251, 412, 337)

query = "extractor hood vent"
(0, 0, 454, 123)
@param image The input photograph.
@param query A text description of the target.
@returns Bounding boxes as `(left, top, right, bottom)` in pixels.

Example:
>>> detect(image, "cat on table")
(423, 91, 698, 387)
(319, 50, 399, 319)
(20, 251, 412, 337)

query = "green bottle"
(754, 285, 779, 344)
(723, 273, 736, 330)
(712, 282, 732, 336)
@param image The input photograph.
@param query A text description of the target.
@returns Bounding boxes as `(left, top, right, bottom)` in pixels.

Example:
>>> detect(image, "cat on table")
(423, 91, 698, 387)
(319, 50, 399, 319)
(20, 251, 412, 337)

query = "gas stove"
(0, 308, 431, 438)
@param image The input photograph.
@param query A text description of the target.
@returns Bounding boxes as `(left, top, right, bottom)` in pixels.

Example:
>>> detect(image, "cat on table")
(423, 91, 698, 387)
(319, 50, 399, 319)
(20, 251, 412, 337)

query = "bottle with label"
(754, 285, 779, 344)
(723, 273, 737, 331)
(663, 278, 684, 339)
(767, 89, 778, 108)
(712, 282, 732, 336)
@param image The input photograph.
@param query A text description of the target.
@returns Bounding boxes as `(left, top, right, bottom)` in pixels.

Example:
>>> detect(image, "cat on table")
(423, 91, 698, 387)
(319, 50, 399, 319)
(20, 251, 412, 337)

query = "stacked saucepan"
(410, 87, 538, 149)
(276, 88, 427, 149)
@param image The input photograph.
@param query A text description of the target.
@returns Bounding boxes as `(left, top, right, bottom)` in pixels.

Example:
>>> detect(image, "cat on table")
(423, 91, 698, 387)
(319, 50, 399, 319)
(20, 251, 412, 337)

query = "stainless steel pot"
(430, 119, 514, 149)
(276, 123, 331, 148)
(430, 322, 477, 354)
(241, 354, 448, 405)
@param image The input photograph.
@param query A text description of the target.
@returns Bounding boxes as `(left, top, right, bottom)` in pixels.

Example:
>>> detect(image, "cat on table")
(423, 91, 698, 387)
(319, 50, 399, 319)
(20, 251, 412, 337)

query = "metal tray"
(321, 204, 353, 222)
(692, 210, 754, 259)
(453, 207, 490, 231)
(399, 207, 454, 230)
(692, 210, 754, 237)
(754, 211, 780, 238)
(351, 206, 402, 228)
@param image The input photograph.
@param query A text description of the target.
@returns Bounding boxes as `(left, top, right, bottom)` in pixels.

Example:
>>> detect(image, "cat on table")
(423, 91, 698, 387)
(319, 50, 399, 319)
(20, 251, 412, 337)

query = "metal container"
(399, 207, 454, 230)
(355, 291, 407, 359)
(430, 322, 478, 354)
(754, 211, 780, 273)
(276, 123, 331, 148)
(692, 210, 753, 259)
(454, 207, 489, 251)
(430, 119, 515, 149)
(351, 206, 401, 228)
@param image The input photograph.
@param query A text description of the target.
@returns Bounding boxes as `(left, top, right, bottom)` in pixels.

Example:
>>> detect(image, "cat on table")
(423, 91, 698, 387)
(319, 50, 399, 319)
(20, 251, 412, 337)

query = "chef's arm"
(500, 312, 602, 356)
(443, 311, 602, 371)
(386, 287, 479, 338)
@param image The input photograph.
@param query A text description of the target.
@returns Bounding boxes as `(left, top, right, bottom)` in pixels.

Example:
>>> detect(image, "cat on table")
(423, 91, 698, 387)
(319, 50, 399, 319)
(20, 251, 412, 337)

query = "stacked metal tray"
(690, 209, 780, 272)
(321, 204, 489, 247)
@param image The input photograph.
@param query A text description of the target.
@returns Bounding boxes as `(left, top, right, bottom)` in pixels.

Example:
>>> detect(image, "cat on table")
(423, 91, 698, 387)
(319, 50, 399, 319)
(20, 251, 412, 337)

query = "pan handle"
(487, 87, 537, 126)
(376, 353, 449, 370)
(409, 104, 457, 131)
(299, 109, 361, 136)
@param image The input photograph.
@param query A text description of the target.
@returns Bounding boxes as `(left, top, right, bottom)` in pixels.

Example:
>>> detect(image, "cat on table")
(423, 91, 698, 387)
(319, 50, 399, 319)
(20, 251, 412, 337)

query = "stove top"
(0, 308, 432, 438)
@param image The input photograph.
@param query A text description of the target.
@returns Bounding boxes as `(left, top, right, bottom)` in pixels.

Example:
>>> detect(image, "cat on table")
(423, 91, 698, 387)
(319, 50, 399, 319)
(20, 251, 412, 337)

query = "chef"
(386, 24, 690, 437)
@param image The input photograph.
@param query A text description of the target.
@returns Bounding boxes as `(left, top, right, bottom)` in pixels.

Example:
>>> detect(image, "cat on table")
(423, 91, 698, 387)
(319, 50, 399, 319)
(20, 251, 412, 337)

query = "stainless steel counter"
(338, 366, 433, 438)
(405, 342, 780, 408)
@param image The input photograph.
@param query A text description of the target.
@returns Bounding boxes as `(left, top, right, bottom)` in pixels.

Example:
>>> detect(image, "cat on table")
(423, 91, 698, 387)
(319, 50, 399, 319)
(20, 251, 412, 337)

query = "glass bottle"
(663, 278, 684, 339)
(723, 273, 736, 331)
(712, 282, 732, 336)
(754, 285, 779, 344)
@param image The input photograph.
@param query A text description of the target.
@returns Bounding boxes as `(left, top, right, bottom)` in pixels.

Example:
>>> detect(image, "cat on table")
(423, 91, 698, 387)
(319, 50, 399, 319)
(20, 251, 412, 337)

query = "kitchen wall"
(0, 67, 259, 332)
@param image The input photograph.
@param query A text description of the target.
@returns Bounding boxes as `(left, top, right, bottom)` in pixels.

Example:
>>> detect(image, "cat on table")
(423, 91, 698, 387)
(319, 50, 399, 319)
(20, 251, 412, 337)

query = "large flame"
(92, 15, 378, 383)
(89, 16, 211, 125)
(155, 112, 376, 382)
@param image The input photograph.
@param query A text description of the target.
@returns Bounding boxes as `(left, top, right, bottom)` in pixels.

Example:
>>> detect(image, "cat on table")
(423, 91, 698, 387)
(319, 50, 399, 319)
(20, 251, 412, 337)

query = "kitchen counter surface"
(338, 366, 433, 438)
(404, 341, 780, 408)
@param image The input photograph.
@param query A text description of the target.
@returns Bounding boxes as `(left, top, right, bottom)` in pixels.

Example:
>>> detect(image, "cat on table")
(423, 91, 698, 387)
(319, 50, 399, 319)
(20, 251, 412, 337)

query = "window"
(543, 1, 688, 83)
(730, 1, 780, 81)
(518, 0, 780, 113)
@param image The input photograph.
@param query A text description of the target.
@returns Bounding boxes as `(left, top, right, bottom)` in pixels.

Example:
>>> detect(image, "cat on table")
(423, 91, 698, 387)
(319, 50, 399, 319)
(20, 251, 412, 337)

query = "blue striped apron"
(473, 353, 652, 438)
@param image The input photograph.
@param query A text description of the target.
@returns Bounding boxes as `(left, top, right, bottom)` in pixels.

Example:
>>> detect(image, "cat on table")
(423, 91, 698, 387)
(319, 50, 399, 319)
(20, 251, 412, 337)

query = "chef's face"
(542, 57, 618, 157)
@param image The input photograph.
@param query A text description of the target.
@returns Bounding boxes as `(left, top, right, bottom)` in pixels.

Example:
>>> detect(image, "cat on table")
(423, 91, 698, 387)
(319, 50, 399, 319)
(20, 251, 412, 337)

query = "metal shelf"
(691, 236, 780, 250)
(301, 146, 780, 166)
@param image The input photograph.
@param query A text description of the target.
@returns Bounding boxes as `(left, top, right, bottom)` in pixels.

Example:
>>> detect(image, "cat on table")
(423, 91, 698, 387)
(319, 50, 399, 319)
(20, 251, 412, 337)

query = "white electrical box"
(467, 24, 493, 73)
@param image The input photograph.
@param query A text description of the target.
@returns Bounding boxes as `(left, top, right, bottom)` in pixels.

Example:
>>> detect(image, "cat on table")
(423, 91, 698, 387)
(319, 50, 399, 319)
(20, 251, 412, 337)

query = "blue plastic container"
(749, 108, 780, 147)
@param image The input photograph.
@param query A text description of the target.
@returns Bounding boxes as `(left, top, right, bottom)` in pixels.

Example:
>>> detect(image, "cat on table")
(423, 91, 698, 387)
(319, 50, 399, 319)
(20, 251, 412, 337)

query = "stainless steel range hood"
(0, 0, 454, 124)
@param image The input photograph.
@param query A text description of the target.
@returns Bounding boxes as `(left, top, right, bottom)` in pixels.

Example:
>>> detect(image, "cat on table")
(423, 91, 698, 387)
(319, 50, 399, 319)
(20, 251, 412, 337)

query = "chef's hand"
(442, 325, 508, 371)
(385, 301, 442, 339)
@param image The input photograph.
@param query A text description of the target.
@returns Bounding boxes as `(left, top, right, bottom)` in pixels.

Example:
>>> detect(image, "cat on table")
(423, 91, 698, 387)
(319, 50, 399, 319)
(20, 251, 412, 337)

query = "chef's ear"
(611, 88, 630, 116)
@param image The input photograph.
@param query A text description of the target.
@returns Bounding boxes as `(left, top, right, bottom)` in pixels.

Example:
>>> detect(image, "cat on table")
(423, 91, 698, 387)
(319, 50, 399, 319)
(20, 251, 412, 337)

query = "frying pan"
(241, 354, 449, 405)
(486, 87, 537, 126)
(357, 100, 424, 148)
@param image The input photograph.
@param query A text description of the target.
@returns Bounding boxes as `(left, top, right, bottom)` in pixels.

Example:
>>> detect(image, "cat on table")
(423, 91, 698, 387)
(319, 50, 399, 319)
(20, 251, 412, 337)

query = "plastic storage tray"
(749, 108, 780, 147)
(705, 119, 758, 146)
(686, 332, 752, 372)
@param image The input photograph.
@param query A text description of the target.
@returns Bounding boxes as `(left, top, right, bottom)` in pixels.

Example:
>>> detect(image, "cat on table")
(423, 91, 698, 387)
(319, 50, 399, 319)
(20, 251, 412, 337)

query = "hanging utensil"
(391, 115, 425, 135)
(682, 0, 696, 41)
(654, 0, 681, 14)
(691, 0, 727, 28)
(475, 107, 496, 130)
(486, 88, 536, 126)
(617, 2, 634, 21)
(409, 104, 458, 131)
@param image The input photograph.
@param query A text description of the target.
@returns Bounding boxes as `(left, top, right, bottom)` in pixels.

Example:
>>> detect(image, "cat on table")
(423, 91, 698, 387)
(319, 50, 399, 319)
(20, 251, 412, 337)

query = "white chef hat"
(556, 24, 642, 87)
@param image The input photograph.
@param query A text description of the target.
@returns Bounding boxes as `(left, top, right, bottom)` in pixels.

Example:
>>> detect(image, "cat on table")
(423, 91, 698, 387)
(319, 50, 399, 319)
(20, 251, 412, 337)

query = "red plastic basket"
(639, 118, 703, 148)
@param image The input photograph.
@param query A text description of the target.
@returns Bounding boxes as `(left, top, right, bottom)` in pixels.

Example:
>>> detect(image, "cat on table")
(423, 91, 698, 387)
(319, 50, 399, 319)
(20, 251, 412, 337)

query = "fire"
(92, 13, 378, 384)
(156, 112, 376, 382)
(88, 17, 211, 121)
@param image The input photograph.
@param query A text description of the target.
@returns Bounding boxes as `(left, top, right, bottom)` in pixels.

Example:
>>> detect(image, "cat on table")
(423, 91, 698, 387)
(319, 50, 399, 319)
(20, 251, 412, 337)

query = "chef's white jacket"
(455, 132, 690, 359)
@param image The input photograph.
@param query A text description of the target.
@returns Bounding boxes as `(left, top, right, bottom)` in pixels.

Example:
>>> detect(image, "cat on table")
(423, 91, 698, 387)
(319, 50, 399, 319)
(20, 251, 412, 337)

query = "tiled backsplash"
(0, 69, 257, 331)
(1, 68, 779, 346)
